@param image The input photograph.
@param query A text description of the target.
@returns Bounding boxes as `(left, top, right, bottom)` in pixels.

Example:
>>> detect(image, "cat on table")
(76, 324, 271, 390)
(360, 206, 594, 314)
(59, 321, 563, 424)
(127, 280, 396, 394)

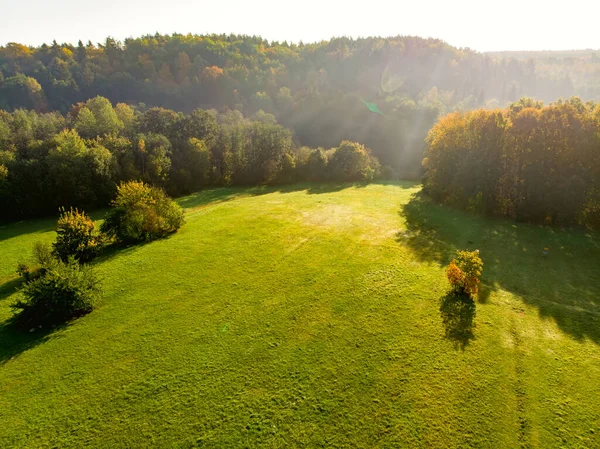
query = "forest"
(2, 34, 600, 180)
(0, 96, 380, 220)
(423, 97, 600, 227)
(2, 34, 600, 226)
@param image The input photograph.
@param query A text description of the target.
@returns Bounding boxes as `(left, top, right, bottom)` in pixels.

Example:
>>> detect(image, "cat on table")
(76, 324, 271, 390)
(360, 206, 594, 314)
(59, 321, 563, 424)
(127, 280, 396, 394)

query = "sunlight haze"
(2, 0, 599, 51)
(3, 0, 600, 446)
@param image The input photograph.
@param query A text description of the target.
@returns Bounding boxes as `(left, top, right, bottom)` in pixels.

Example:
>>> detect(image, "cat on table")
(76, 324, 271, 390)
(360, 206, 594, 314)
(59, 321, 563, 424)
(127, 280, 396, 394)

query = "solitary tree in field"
(446, 250, 483, 297)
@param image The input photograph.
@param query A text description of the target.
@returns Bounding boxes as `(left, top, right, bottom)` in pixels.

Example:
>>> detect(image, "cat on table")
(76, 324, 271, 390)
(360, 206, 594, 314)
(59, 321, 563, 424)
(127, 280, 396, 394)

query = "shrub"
(13, 257, 100, 327)
(16, 262, 33, 282)
(329, 141, 380, 182)
(53, 207, 101, 262)
(17, 242, 55, 284)
(33, 241, 55, 269)
(446, 249, 483, 296)
(101, 181, 185, 243)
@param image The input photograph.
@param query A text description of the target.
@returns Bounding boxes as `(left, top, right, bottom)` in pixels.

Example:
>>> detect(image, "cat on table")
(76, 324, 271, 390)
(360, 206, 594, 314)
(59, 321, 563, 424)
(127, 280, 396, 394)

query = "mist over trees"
(2, 34, 598, 179)
(2, 34, 600, 226)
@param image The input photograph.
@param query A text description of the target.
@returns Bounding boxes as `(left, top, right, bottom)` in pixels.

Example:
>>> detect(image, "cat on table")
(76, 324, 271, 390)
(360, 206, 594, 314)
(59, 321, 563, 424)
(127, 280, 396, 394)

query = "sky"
(2, 0, 599, 52)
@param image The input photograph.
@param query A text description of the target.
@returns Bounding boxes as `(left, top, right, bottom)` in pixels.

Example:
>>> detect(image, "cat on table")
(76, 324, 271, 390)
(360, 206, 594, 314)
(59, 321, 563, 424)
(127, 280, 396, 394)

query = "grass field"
(1, 182, 599, 448)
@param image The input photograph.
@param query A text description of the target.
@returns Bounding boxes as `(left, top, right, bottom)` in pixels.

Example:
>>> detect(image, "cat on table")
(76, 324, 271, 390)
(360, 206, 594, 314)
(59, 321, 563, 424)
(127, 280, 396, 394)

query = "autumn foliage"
(423, 98, 600, 228)
(53, 207, 101, 262)
(446, 250, 483, 297)
(101, 181, 185, 243)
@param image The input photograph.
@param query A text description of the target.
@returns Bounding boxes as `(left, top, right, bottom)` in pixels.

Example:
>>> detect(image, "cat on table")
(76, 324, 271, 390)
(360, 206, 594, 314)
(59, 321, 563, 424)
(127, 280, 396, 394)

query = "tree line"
(0, 96, 381, 220)
(2, 34, 598, 177)
(423, 97, 600, 228)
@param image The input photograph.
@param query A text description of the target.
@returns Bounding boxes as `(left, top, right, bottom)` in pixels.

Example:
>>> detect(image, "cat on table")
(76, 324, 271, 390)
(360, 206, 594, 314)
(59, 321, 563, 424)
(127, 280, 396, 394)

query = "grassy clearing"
(0, 182, 599, 448)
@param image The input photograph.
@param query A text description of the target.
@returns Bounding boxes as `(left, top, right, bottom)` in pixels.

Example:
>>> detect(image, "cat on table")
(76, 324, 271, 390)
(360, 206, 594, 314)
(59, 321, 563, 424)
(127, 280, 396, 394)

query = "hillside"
(2, 34, 597, 114)
(3, 34, 600, 177)
(1, 183, 599, 448)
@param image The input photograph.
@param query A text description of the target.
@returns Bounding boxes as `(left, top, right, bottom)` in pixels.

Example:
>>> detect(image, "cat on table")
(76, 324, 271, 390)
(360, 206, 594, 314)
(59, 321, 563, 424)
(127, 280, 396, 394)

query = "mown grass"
(0, 182, 599, 448)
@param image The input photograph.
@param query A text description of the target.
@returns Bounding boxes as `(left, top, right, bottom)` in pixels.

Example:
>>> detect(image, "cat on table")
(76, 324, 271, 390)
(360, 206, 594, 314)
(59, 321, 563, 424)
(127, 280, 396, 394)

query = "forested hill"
(3, 34, 598, 113)
(1, 34, 599, 173)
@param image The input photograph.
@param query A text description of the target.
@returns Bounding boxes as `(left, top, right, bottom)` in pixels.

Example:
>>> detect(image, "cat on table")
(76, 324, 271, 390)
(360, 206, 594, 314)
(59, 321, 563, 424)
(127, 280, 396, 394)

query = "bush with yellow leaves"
(53, 207, 101, 263)
(446, 249, 483, 297)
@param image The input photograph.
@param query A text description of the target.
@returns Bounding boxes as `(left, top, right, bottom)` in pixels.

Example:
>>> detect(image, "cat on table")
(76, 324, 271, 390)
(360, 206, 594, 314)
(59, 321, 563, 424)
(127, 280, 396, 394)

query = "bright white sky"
(2, 0, 599, 52)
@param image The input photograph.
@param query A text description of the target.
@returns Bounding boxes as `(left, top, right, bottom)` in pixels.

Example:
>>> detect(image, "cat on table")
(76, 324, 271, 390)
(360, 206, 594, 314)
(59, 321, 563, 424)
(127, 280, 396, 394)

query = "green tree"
(47, 129, 115, 208)
(0, 75, 45, 111)
(137, 107, 181, 138)
(74, 107, 97, 139)
(115, 103, 136, 134)
(86, 96, 123, 136)
(136, 133, 172, 185)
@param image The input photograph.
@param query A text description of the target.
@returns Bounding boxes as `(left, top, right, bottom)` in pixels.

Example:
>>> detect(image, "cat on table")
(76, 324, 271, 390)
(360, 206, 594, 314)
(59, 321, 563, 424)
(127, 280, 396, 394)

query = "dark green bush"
(53, 207, 101, 262)
(16, 242, 54, 283)
(13, 256, 100, 327)
(101, 181, 185, 243)
(33, 241, 55, 269)
(16, 262, 32, 282)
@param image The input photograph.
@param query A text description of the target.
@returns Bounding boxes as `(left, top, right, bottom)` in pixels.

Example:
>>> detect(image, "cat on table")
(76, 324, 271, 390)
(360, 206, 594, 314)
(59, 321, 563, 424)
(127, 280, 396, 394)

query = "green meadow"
(0, 183, 599, 448)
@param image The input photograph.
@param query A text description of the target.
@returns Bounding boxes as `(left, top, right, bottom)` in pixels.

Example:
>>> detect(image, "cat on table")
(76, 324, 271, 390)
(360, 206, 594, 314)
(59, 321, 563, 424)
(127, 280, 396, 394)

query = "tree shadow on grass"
(399, 191, 600, 344)
(1, 181, 415, 239)
(275, 180, 418, 194)
(0, 217, 56, 243)
(176, 183, 357, 210)
(0, 274, 83, 365)
(177, 181, 418, 210)
(283, 182, 355, 195)
(92, 238, 158, 265)
(440, 291, 476, 350)
(176, 186, 263, 210)
(0, 316, 66, 365)
(0, 277, 23, 302)
(0, 210, 108, 243)
(477, 283, 493, 305)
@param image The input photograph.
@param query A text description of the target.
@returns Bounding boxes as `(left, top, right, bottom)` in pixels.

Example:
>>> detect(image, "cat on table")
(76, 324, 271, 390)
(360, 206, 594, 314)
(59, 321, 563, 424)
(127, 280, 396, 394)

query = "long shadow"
(176, 182, 367, 209)
(0, 317, 66, 365)
(279, 180, 418, 194)
(0, 277, 23, 302)
(440, 292, 476, 350)
(177, 181, 418, 210)
(1, 181, 416, 236)
(372, 179, 419, 189)
(0, 209, 109, 244)
(176, 186, 264, 210)
(279, 182, 353, 195)
(92, 243, 137, 265)
(399, 192, 600, 344)
(0, 217, 56, 243)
